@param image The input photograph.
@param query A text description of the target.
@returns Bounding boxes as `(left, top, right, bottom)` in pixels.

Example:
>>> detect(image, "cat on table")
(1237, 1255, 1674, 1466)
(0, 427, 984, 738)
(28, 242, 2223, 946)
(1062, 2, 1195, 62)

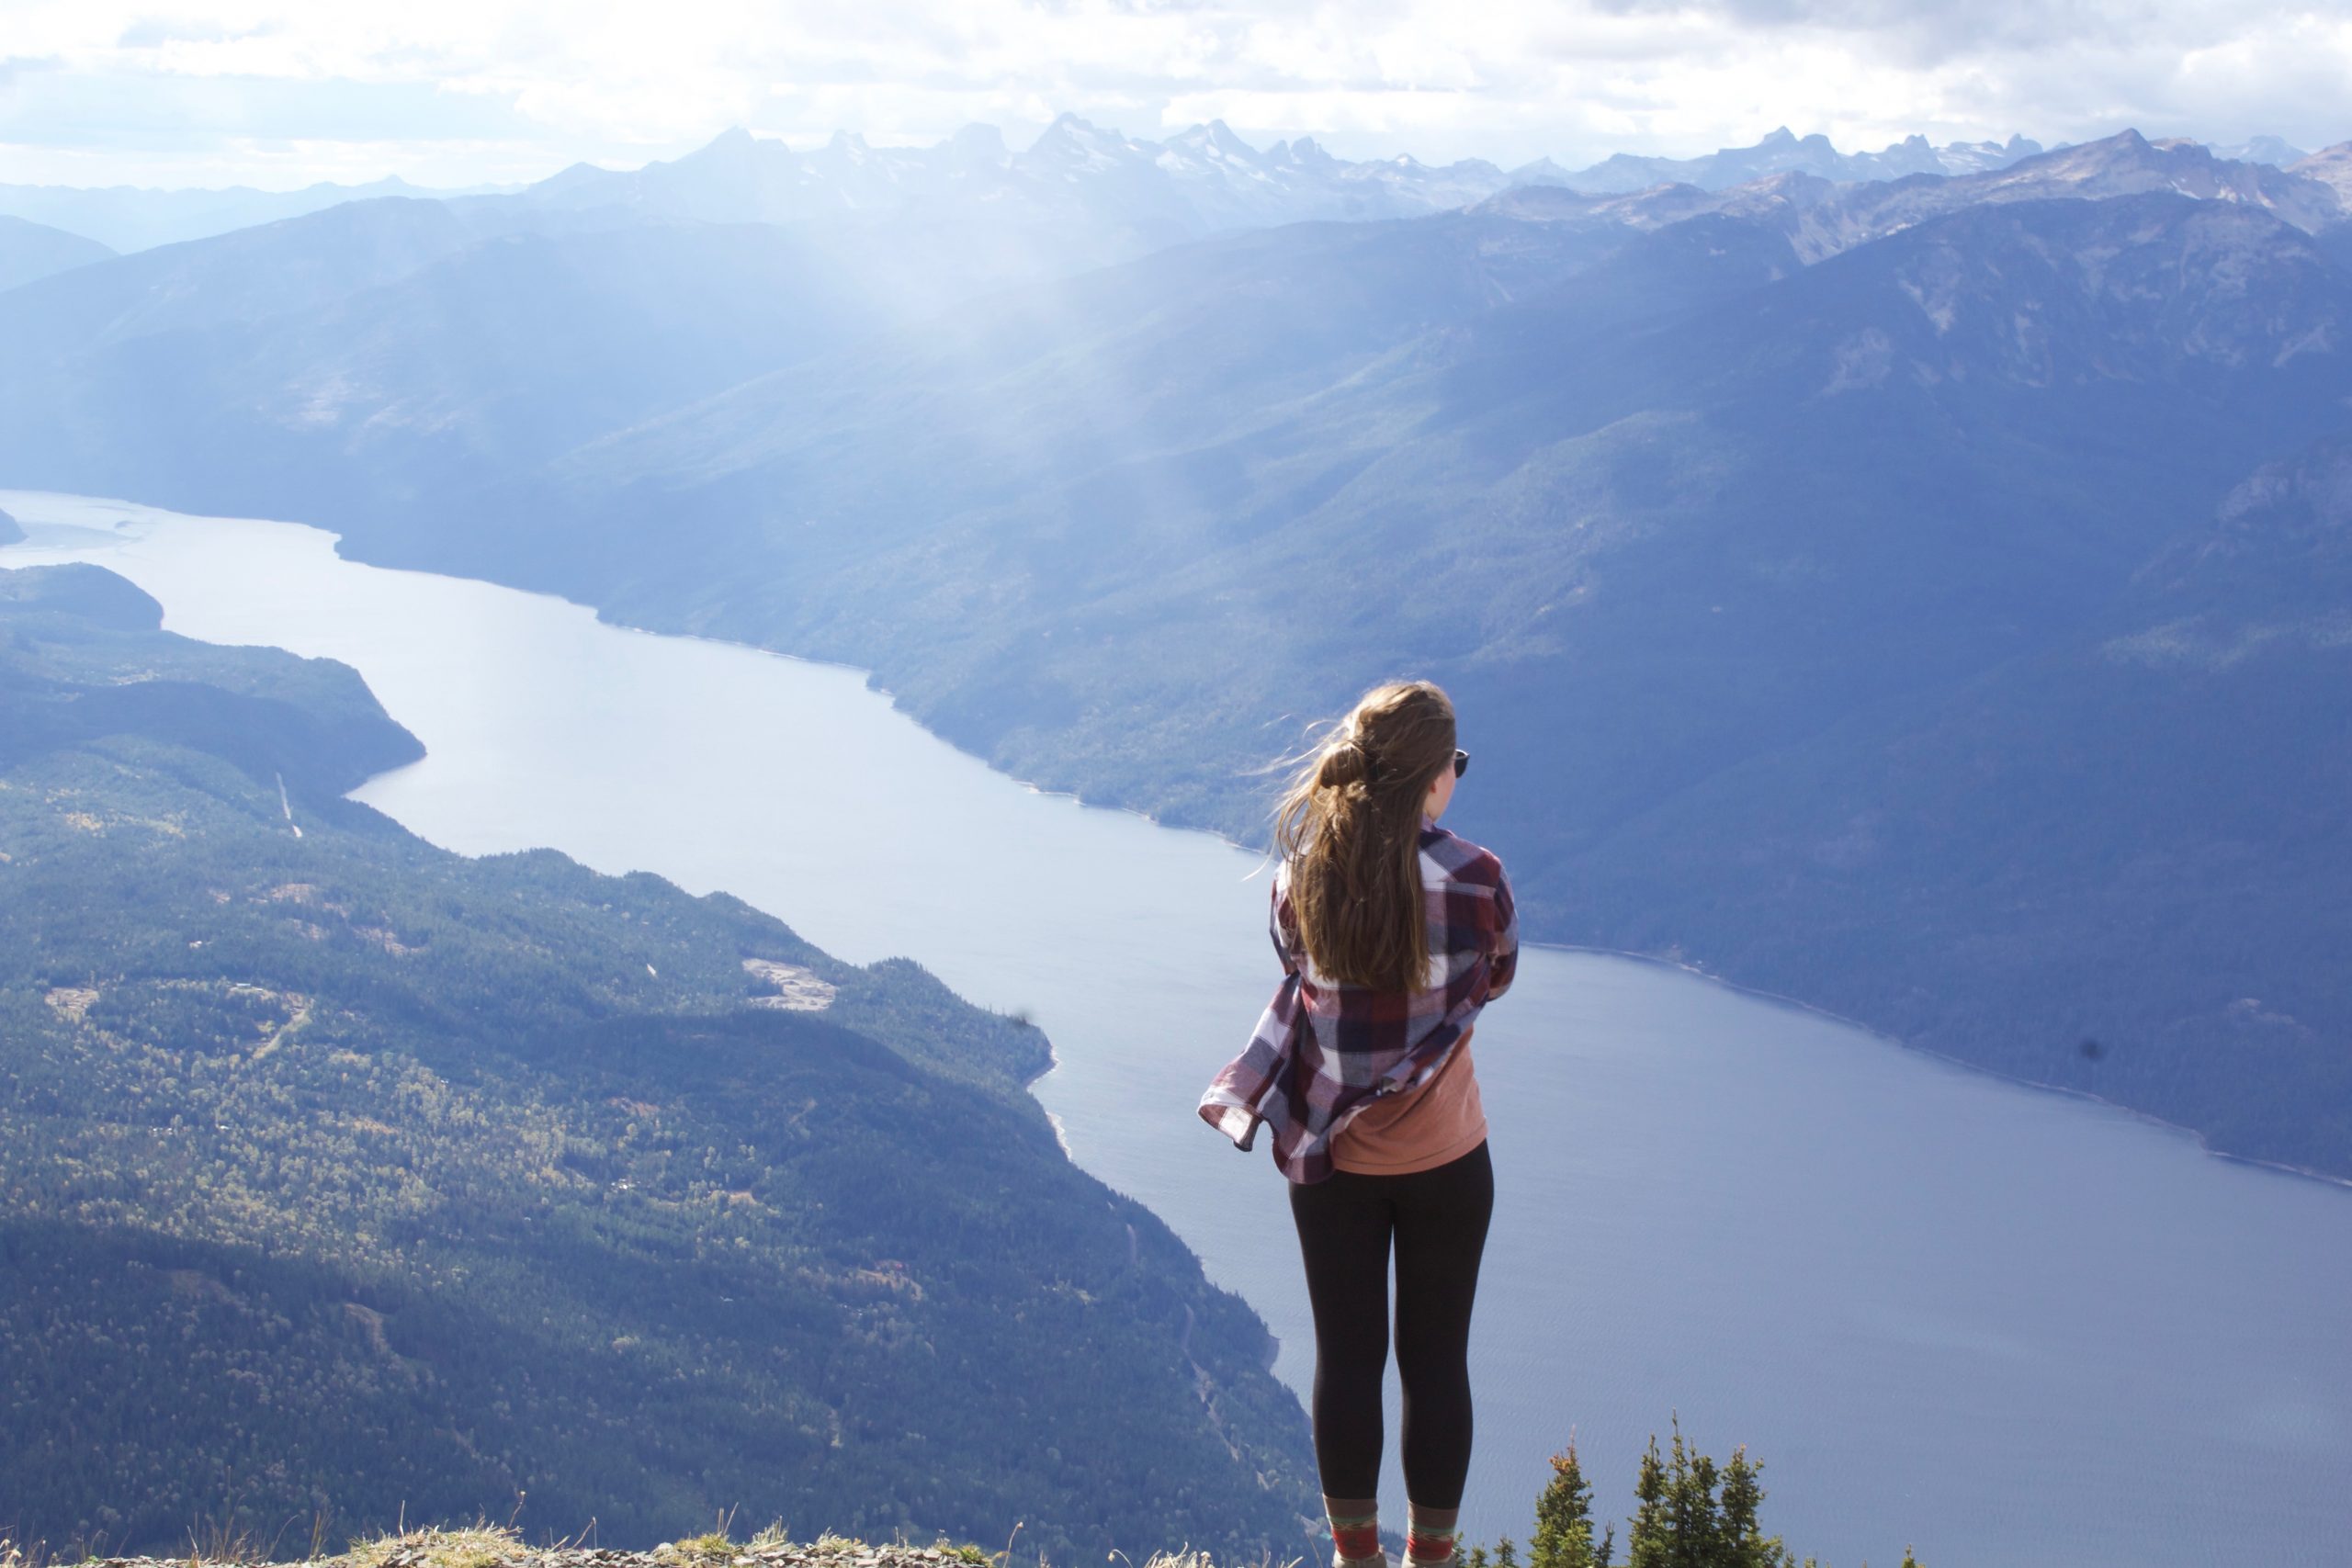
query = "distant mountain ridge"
(0, 174, 512, 254)
(507, 114, 1541, 260)
(1550, 125, 2048, 194)
(0, 213, 113, 292)
(4, 118, 2323, 261)
(1475, 129, 2347, 265)
(511, 118, 2063, 245)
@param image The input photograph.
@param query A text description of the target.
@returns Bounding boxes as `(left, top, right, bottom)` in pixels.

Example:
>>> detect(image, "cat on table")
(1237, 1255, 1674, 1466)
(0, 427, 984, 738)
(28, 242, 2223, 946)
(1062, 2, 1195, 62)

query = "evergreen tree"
(1661, 1416, 1723, 1568)
(1718, 1446, 1788, 1568)
(1626, 1436, 1668, 1568)
(1530, 1422, 1909, 1568)
(1531, 1440, 1600, 1568)
(1494, 1538, 1520, 1568)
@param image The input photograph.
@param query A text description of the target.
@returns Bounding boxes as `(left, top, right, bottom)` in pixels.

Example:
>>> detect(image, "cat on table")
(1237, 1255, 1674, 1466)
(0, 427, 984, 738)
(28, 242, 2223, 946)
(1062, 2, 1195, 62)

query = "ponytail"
(1265, 681, 1456, 992)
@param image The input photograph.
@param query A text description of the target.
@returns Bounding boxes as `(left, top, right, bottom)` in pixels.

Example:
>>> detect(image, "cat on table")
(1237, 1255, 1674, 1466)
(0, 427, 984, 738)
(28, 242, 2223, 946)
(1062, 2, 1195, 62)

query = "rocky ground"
(0, 1529, 1206, 1568)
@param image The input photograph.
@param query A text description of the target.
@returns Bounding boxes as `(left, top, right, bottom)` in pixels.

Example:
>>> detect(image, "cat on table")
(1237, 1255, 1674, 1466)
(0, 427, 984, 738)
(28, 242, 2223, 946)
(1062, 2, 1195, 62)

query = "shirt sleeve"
(1485, 861, 1519, 1002)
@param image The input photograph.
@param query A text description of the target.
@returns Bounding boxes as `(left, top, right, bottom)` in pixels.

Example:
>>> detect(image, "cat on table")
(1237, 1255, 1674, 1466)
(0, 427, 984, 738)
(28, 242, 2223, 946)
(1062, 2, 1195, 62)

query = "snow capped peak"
(667, 126, 793, 179)
(670, 126, 775, 171)
(1938, 136, 2045, 175)
(1168, 119, 1259, 164)
(2216, 136, 2309, 168)
(2011, 129, 2168, 182)
(1277, 136, 1339, 172)
(1038, 112, 1116, 144)
(1030, 114, 1145, 162)
(1946, 128, 2346, 234)
(2287, 141, 2352, 205)
(1024, 113, 1156, 181)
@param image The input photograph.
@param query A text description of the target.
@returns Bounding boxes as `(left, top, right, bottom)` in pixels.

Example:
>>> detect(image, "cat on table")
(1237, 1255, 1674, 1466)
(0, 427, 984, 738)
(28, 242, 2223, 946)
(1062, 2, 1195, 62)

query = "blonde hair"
(1266, 679, 1457, 992)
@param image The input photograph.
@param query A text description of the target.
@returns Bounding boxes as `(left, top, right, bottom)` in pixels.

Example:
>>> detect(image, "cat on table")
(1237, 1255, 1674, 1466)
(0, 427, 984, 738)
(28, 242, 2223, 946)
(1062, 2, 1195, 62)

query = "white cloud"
(0, 0, 2345, 189)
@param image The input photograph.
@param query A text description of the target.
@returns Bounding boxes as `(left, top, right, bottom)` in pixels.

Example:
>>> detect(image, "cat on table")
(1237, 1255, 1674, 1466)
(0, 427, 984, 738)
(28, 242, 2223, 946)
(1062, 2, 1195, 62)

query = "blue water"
(8, 488, 2348, 1568)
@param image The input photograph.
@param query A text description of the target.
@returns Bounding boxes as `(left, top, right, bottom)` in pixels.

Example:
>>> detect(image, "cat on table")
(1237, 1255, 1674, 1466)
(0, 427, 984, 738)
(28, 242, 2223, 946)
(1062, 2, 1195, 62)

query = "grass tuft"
(664, 1505, 746, 1562)
(338, 1520, 523, 1568)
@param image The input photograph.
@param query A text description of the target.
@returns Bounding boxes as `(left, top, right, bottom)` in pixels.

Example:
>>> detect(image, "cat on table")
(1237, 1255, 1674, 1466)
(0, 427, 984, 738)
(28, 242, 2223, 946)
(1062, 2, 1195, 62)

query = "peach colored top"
(1329, 1026, 1487, 1176)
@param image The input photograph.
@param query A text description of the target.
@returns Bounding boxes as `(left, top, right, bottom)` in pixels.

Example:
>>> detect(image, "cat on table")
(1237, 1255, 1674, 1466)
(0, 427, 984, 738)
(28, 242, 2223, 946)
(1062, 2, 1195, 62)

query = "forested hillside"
(0, 563, 1316, 1562)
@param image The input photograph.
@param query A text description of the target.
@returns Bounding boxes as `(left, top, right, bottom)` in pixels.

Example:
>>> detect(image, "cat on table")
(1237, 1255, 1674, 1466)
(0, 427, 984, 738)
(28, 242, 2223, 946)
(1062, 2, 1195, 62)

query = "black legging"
(1287, 1139, 1495, 1506)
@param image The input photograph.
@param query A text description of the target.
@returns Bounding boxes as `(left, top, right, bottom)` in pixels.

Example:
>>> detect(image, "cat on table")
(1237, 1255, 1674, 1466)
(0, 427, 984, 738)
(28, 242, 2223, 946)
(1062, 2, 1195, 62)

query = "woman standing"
(1200, 679, 1520, 1568)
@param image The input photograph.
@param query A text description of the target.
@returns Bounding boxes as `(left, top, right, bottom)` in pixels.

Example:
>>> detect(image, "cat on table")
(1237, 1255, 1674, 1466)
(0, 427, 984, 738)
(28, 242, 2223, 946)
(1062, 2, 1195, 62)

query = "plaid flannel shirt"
(1198, 818, 1519, 1184)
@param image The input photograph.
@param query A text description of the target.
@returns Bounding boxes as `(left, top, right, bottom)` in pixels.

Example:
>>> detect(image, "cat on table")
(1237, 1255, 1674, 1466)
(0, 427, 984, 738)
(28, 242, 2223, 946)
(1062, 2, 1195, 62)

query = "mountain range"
(0, 118, 2318, 262)
(1, 123, 2349, 1184)
(0, 174, 509, 253)
(503, 118, 2057, 247)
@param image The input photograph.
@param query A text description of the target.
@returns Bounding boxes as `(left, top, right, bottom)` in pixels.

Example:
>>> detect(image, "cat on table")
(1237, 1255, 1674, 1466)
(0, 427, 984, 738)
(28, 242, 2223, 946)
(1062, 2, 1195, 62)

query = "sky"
(0, 0, 2346, 190)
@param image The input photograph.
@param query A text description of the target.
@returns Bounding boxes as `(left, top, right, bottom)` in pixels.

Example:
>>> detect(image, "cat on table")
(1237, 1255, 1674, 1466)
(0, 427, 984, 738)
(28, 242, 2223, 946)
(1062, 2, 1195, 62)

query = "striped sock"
(1324, 1496, 1382, 1566)
(1402, 1504, 1461, 1568)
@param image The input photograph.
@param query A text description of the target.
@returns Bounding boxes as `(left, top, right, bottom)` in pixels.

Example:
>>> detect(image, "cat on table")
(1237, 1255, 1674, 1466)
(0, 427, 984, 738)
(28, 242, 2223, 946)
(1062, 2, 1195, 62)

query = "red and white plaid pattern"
(1199, 819, 1519, 1184)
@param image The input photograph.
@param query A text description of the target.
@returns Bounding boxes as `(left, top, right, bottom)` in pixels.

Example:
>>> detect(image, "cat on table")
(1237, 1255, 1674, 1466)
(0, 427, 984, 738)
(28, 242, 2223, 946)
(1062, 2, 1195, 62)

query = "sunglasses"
(1453, 749, 1470, 778)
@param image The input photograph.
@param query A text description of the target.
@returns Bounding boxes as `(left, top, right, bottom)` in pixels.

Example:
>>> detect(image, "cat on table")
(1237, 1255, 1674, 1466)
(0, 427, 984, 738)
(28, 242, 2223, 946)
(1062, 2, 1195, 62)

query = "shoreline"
(1532, 938, 2352, 1194)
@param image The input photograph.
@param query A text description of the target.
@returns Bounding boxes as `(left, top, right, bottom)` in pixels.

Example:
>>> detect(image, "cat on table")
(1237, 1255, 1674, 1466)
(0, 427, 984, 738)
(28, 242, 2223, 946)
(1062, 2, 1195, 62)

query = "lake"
(6, 488, 2348, 1568)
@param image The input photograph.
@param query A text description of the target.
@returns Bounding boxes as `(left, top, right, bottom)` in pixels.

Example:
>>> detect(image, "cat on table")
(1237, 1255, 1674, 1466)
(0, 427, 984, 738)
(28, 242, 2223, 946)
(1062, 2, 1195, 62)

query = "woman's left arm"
(1485, 863, 1520, 1001)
